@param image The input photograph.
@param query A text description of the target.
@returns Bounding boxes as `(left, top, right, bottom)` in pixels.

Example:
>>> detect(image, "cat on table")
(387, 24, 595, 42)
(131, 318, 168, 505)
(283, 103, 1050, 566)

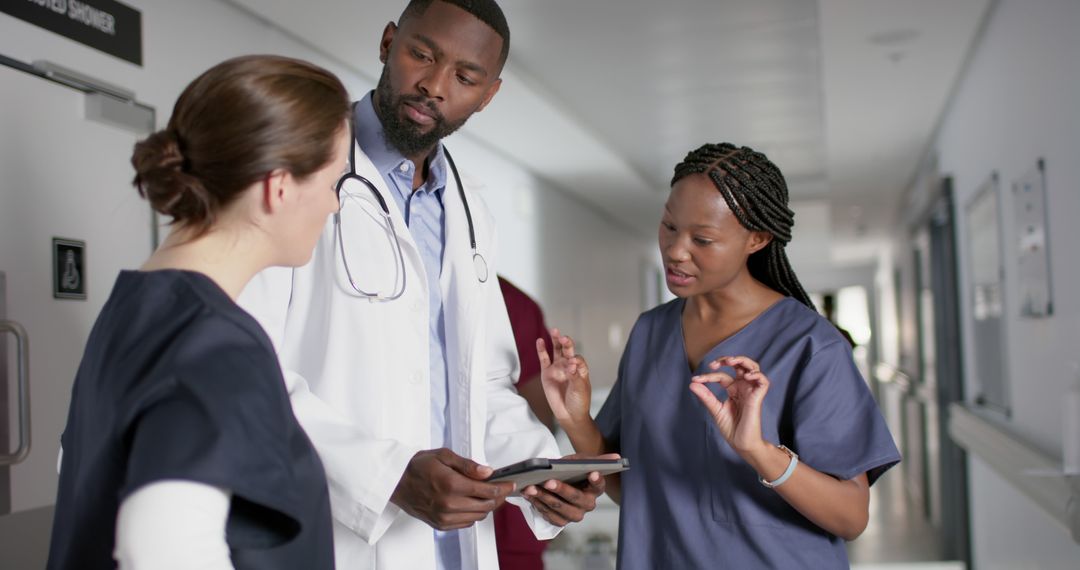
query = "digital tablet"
(487, 458, 630, 489)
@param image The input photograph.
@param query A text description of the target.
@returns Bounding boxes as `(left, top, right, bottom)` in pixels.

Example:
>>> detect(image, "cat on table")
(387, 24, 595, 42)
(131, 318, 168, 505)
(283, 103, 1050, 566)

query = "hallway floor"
(847, 466, 958, 567)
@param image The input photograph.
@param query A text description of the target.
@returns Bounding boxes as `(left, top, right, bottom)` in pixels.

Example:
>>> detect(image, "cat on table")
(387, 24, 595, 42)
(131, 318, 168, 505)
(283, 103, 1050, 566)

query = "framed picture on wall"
(1011, 158, 1053, 318)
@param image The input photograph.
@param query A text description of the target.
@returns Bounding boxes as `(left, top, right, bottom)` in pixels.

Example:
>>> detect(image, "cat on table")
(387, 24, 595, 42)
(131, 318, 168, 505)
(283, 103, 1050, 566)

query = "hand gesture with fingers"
(537, 329, 592, 427)
(689, 356, 770, 454)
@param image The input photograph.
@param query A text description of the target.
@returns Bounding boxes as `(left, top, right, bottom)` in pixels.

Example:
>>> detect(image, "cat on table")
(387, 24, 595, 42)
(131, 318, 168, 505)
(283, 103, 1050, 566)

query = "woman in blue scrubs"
(47, 55, 351, 569)
(539, 143, 901, 568)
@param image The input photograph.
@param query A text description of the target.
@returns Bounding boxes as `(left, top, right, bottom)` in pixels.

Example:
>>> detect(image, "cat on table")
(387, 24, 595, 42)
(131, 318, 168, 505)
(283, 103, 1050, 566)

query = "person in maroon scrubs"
(494, 276, 555, 570)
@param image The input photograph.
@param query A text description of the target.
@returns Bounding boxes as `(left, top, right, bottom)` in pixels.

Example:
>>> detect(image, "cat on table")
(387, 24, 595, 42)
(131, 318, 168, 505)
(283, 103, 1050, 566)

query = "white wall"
(0, 0, 655, 482)
(452, 133, 659, 388)
(894, 0, 1080, 566)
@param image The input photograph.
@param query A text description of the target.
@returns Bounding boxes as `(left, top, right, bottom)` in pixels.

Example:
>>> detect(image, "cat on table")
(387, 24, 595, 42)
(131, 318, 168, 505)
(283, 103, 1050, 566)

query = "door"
(926, 179, 970, 565)
(0, 59, 152, 567)
(907, 178, 971, 565)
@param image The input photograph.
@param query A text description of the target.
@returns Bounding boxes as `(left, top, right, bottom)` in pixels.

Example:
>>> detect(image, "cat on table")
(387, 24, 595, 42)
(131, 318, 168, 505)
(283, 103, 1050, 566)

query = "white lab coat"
(238, 142, 562, 570)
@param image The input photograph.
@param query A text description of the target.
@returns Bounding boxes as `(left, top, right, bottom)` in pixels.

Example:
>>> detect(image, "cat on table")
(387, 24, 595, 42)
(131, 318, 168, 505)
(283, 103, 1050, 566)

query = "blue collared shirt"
(354, 92, 460, 570)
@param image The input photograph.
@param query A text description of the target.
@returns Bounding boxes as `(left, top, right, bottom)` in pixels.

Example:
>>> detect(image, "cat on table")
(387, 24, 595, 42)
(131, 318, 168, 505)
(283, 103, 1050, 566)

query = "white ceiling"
(229, 0, 991, 273)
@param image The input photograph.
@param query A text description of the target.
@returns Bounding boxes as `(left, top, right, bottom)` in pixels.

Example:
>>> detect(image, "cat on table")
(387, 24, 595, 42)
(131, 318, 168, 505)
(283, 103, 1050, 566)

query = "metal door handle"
(0, 320, 31, 466)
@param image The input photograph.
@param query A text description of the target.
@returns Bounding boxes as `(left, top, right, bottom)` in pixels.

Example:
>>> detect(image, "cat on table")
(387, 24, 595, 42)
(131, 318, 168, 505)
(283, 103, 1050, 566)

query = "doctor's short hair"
(671, 143, 815, 310)
(399, 0, 510, 65)
(131, 55, 350, 234)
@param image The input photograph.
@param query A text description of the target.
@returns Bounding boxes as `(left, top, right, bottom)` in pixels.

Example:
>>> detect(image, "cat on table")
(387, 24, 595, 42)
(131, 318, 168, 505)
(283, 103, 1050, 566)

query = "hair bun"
(131, 129, 214, 223)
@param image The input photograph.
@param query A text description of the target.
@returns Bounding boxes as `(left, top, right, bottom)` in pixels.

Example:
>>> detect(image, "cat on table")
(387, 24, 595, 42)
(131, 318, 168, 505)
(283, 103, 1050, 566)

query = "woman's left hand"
(689, 355, 770, 455)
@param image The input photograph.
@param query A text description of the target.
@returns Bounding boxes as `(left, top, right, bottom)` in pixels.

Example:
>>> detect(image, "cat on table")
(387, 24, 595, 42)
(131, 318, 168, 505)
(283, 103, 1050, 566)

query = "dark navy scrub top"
(47, 270, 333, 570)
(596, 297, 900, 569)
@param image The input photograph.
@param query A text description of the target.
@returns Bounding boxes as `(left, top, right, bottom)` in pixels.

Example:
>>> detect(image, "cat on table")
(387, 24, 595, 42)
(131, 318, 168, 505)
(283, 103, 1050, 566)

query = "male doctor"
(239, 1, 606, 568)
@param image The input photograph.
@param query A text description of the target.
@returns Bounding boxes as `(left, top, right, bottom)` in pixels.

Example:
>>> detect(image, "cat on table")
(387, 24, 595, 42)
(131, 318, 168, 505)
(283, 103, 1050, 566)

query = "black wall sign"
(53, 238, 86, 300)
(1, 0, 142, 66)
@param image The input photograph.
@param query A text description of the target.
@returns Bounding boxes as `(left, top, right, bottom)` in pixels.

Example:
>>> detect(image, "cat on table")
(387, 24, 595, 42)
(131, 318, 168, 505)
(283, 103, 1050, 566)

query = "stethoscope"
(333, 122, 489, 302)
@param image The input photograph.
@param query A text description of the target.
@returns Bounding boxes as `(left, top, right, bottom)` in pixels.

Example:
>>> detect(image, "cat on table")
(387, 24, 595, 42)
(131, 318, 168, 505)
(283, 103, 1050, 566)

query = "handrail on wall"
(948, 403, 1080, 544)
(0, 320, 31, 466)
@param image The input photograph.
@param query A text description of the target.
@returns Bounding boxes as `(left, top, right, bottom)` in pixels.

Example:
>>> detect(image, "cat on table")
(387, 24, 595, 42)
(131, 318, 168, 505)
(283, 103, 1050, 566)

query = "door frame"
(909, 176, 972, 565)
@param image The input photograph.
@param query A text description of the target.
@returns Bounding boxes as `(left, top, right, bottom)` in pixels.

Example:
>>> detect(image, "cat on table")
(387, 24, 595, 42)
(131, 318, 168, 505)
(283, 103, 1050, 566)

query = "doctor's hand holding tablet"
(492, 454, 625, 527)
(390, 448, 515, 531)
(390, 441, 624, 530)
(389, 323, 626, 532)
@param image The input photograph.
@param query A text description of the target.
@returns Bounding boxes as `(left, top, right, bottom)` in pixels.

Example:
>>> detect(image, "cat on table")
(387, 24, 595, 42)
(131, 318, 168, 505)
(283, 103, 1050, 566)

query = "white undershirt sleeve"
(114, 480, 234, 570)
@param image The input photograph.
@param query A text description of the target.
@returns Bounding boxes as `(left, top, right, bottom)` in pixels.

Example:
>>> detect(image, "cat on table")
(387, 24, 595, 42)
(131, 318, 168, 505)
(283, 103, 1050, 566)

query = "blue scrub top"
(596, 297, 900, 569)
(48, 270, 333, 570)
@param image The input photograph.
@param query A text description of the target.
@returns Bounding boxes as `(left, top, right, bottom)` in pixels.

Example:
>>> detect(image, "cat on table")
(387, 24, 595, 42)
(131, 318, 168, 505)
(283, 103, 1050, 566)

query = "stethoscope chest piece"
(444, 148, 487, 285)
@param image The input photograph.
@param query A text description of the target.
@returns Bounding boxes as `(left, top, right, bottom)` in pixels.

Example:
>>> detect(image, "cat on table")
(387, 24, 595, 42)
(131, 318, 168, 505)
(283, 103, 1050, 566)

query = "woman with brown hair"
(46, 55, 351, 569)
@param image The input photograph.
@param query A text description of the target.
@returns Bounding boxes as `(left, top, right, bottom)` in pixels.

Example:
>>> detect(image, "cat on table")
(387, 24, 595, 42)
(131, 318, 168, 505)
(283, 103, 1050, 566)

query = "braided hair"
(671, 142, 815, 310)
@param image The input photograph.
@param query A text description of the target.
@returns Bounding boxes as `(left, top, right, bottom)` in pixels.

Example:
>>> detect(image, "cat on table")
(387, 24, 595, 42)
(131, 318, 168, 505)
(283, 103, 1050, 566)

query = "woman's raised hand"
(536, 328, 592, 427)
(688, 355, 770, 455)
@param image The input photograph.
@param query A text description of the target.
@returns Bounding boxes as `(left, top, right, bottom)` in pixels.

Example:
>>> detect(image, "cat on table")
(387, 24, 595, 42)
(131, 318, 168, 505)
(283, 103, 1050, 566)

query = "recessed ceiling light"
(867, 29, 921, 47)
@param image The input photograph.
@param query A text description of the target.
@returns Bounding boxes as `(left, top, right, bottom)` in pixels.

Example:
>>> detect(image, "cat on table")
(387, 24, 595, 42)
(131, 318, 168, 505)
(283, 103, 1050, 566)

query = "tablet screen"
(487, 458, 629, 489)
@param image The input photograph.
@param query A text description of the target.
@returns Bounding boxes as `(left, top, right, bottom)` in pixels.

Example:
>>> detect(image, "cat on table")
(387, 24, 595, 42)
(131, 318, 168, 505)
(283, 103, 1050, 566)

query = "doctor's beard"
(375, 68, 467, 158)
